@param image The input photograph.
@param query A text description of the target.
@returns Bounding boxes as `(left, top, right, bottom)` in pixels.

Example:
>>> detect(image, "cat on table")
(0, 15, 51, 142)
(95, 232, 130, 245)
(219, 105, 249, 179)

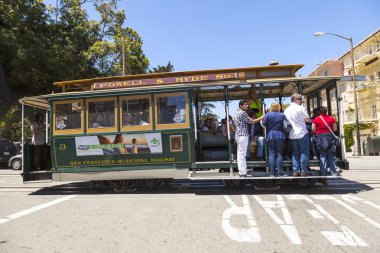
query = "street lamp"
(314, 32, 362, 155)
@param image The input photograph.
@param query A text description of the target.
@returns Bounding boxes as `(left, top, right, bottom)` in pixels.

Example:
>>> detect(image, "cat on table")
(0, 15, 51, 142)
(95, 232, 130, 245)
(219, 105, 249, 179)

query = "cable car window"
(155, 92, 190, 130)
(53, 100, 83, 135)
(87, 97, 117, 133)
(120, 95, 152, 131)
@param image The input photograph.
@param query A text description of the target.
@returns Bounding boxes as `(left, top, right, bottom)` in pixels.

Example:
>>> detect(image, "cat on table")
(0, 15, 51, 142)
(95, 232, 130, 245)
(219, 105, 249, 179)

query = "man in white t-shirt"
(284, 93, 310, 176)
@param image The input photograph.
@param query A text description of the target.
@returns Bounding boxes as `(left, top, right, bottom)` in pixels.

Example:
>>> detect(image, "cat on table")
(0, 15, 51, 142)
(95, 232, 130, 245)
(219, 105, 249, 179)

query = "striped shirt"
(234, 109, 252, 136)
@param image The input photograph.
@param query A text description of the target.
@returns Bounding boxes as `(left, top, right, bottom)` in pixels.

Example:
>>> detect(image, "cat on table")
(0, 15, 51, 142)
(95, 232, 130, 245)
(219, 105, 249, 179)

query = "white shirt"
(284, 102, 309, 139)
(31, 121, 46, 145)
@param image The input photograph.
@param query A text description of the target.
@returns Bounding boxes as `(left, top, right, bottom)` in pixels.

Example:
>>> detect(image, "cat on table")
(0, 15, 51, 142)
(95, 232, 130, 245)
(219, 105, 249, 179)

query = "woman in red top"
(311, 106, 338, 176)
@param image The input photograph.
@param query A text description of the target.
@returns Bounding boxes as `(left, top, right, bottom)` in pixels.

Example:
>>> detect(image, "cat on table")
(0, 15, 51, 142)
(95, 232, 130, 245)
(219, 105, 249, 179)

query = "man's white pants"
(236, 134, 249, 175)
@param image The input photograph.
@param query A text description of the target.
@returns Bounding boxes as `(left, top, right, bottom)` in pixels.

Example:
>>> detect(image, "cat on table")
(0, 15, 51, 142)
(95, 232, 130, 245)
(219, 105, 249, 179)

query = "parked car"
(8, 154, 22, 170)
(0, 138, 17, 165)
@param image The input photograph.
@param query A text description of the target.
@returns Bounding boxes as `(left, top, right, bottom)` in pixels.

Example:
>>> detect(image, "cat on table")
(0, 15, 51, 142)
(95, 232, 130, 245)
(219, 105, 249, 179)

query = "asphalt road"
(0, 156, 379, 253)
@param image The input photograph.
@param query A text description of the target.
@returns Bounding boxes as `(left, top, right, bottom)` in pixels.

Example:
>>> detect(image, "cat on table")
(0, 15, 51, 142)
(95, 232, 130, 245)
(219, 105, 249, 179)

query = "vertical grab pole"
(21, 102, 25, 174)
(259, 83, 268, 175)
(337, 84, 347, 161)
(224, 85, 233, 176)
(45, 111, 49, 144)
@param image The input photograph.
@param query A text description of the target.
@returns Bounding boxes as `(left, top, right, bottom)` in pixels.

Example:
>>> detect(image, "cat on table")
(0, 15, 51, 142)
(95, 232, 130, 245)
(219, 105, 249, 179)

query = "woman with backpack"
(311, 106, 339, 176)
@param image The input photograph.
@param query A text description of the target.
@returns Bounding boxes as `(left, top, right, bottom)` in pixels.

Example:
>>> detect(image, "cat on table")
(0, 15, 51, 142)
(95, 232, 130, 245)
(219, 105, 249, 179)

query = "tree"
(0, 105, 32, 141)
(90, 0, 149, 76)
(0, 0, 55, 94)
(0, 0, 150, 95)
(0, 0, 152, 141)
(149, 61, 175, 73)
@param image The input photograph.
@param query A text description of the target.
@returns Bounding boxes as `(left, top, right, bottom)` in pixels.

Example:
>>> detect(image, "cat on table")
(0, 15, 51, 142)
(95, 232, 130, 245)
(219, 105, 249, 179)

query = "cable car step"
(188, 170, 341, 180)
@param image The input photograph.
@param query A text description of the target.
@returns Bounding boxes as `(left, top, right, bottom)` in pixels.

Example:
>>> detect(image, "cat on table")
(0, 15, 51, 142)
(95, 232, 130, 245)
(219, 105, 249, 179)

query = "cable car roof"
(19, 64, 341, 108)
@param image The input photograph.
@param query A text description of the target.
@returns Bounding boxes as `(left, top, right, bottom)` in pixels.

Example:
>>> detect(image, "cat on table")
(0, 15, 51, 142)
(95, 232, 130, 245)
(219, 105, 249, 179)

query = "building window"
(369, 74, 375, 82)
(372, 105, 377, 119)
(53, 100, 83, 135)
(323, 70, 328, 76)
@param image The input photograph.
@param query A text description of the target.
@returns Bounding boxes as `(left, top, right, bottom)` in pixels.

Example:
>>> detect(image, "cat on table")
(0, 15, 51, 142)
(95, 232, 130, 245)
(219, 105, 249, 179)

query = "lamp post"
(314, 32, 362, 155)
(121, 36, 125, 76)
(102, 1, 126, 76)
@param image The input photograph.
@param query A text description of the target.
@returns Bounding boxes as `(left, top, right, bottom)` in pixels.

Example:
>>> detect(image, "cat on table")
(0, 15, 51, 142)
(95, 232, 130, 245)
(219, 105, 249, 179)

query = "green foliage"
(92, 0, 149, 76)
(0, 0, 151, 96)
(343, 123, 372, 152)
(0, 0, 157, 138)
(149, 61, 175, 73)
(199, 102, 216, 117)
(0, 104, 32, 142)
(344, 124, 354, 151)
(0, 0, 54, 93)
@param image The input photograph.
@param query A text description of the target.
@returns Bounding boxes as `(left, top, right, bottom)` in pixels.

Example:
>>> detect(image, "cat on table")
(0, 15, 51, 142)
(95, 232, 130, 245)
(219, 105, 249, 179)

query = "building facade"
(309, 28, 380, 152)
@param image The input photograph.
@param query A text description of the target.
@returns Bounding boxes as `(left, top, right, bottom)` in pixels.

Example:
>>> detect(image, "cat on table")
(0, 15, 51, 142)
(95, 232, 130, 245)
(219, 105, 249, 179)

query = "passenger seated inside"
(141, 111, 150, 125)
(159, 103, 176, 124)
(122, 113, 134, 126)
(122, 112, 150, 127)
(131, 112, 149, 126)
(56, 116, 68, 130)
(247, 111, 265, 160)
(138, 111, 150, 125)
(200, 117, 217, 134)
(221, 115, 236, 160)
(68, 112, 81, 129)
(91, 114, 105, 128)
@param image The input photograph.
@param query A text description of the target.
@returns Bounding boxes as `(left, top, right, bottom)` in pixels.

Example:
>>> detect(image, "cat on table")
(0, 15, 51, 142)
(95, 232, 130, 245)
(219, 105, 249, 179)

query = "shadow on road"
(28, 177, 375, 196)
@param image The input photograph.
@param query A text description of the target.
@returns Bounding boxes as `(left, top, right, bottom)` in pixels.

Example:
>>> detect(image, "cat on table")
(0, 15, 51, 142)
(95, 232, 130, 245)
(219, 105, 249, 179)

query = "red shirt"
(312, 114, 336, 135)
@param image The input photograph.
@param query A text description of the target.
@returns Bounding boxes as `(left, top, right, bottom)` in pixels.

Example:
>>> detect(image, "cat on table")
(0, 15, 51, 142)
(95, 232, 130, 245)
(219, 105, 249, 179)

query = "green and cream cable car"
(20, 64, 349, 188)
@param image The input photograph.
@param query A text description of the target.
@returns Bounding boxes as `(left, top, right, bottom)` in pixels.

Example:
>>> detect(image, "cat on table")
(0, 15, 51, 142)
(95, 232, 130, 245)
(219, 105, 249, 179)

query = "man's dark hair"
(239, 100, 249, 107)
(313, 107, 320, 116)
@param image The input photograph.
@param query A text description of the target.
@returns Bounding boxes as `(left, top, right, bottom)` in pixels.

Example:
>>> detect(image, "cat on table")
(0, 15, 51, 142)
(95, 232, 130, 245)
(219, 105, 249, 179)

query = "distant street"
(0, 156, 380, 253)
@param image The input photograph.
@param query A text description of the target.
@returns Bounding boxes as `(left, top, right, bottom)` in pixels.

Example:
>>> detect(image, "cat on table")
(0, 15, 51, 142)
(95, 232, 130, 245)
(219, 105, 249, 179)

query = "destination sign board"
(340, 75, 366, 82)
(93, 72, 239, 90)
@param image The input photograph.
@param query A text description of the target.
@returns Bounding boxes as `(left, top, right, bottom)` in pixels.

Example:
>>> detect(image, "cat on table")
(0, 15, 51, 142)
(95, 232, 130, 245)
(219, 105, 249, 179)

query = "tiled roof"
(338, 28, 380, 60)
(308, 28, 380, 76)
(308, 58, 342, 76)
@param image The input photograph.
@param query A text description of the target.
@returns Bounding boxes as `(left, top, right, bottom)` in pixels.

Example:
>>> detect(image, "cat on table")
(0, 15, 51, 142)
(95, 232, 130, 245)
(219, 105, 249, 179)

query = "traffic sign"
(340, 75, 366, 81)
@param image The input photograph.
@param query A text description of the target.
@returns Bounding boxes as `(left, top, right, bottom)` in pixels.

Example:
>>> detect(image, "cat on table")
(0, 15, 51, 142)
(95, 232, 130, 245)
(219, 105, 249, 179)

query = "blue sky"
(44, 0, 379, 118)
(45, 0, 380, 76)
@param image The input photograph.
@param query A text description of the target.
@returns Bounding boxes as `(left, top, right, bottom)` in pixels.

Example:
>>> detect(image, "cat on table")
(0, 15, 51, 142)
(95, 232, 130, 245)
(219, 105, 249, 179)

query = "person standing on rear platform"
(31, 112, 47, 171)
(234, 100, 263, 177)
(311, 106, 338, 176)
(262, 103, 286, 177)
(284, 93, 310, 177)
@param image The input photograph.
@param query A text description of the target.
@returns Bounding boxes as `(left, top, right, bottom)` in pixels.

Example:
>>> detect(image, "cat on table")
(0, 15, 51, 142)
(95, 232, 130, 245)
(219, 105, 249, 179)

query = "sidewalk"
(347, 155, 380, 170)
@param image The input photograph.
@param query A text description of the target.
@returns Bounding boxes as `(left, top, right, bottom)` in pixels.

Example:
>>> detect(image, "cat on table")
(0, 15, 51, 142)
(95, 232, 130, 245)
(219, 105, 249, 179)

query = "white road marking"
(223, 194, 378, 246)
(312, 195, 336, 200)
(222, 195, 261, 242)
(286, 195, 368, 247)
(0, 195, 77, 225)
(335, 199, 380, 230)
(321, 226, 368, 246)
(343, 195, 380, 211)
(254, 195, 302, 245)
(308, 210, 324, 219)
